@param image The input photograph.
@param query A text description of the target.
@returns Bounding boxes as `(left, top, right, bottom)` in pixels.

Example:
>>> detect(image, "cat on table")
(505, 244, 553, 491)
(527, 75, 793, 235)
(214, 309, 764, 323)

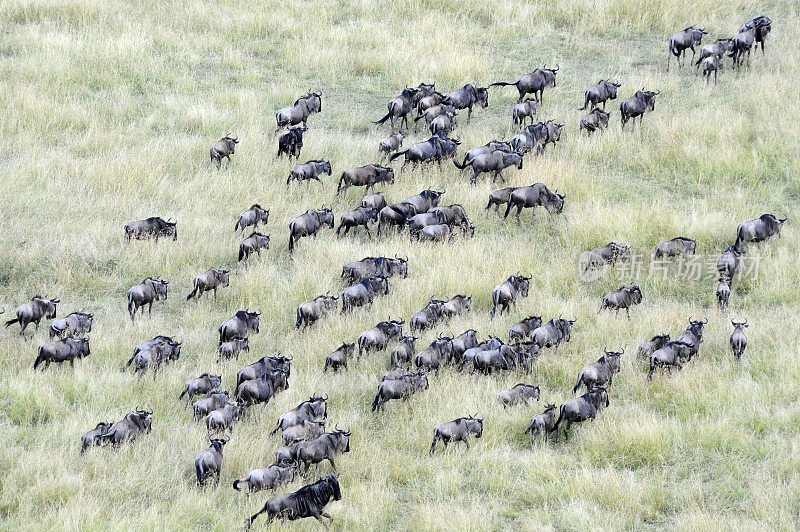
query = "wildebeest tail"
(371, 389, 381, 411)
(572, 372, 584, 394)
(232, 478, 243, 491)
(294, 308, 303, 329)
(234, 219, 241, 231)
(388, 149, 408, 162)
(502, 199, 515, 219)
(33, 348, 44, 369)
(186, 282, 198, 301)
(669, 38, 680, 58)
(452, 158, 469, 169)
(578, 92, 591, 110)
(179, 386, 188, 400)
(4, 316, 20, 327)
(373, 110, 393, 125)
(238, 245, 245, 261)
(196, 462, 204, 485)
(552, 404, 566, 434)
(488, 81, 515, 88)
(127, 296, 135, 318)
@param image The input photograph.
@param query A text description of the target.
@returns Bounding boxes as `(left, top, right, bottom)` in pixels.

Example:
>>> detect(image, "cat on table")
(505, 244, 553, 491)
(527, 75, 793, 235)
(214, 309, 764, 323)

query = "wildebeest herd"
(3, 14, 785, 529)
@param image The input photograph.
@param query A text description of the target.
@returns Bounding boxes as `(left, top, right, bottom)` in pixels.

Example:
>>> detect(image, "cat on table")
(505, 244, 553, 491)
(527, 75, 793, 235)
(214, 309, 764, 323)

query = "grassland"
(1, 0, 800, 529)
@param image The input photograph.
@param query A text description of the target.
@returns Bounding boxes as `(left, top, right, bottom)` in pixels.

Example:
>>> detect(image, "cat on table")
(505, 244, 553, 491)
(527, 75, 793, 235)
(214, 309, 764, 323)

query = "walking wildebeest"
(361, 192, 387, 212)
(503, 183, 565, 222)
(374, 86, 421, 131)
(390, 335, 419, 367)
(372, 371, 429, 411)
(512, 98, 538, 127)
(236, 369, 289, 407)
(415, 335, 454, 372)
(377, 203, 416, 235)
(282, 419, 326, 446)
(195, 436, 229, 486)
(701, 55, 724, 84)
(740, 15, 771, 54)
(654, 236, 696, 260)
(336, 165, 394, 196)
(287, 160, 332, 188)
(485, 186, 518, 215)
(579, 108, 610, 134)
(409, 297, 446, 332)
(459, 141, 513, 168)
(127, 277, 169, 320)
(233, 463, 298, 494)
(389, 133, 460, 170)
(94, 409, 153, 447)
(668, 26, 707, 69)
(179, 374, 222, 405)
(442, 84, 489, 120)
(295, 293, 338, 329)
(324, 342, 355, 372)
(206, 402, 242, 436)
(647, 340, 694, 380)
(490, 67, 559, 102)
(219, 336, 250, 362)
(717, 245, 744, 282)
(277, 126, 307, 159)
(357, 318, 404, 359)
(453, 150, 523, 185)
(572, 348, 623, 393)
(271, 395, 328, 434)
(429, 415, 483, 455)
(186, 267, 230, 301)
(246, 473, 341, 530)
(288, 207, 334, 252)
(296, 428, 351, 472)
(210, 133, 238, 169)
(582, 242, 630, 274)
(695, 38, 733, 66)
(509, 316, 543, 343)
(638, 334, 670, 359)
(235, 204, 269, 233)
(716, 278, 731, 309)
(219, 309, 260, 345)
(80, 421, 112, 454)
(429, 109, 457, 136)
(735, 214, 786, 248)
(49, 310, 93, 340)
(238, 232, 270, 262)
(551, 387, 609, 441)
(341, 276, 389, 312)
(620, 89, 658, 130)
(414, 103, 456, 127)
(579, 80, 621, 110)
(730, 319, 748, 362)
(34, 336, 91, 369)
(341, 256, 408, 285)
(599, 285, 642, 318)
(674, 317, 707, 359)
(336, 207, 378, 238)
(378, 132, 405, 159)
(403, 188, 446, 212)
(124, 217, 177, 241)
(526, 404, 557, 444)
(509, 122, 547, 156)
(415, 90, 445, 117)
(729, 23, 763, 68)
(127, 339, 182, 379)
(530, 317, 577, 352)
(193, 392, 231, 421)
(275, 91, 322, 132)
(407, 211, 447, 239)
(490, 274, 531, 318)
(498, 383, 540, 407)
(442, 295, 472, 320)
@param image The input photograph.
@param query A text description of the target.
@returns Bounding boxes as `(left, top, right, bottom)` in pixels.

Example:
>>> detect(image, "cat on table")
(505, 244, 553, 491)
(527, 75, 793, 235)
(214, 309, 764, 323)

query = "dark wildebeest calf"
(277, 126, 307, 160)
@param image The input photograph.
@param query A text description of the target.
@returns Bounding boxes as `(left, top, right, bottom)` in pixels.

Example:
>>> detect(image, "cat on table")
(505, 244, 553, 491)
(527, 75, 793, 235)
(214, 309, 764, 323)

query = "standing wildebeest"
(654, 236, 696, 260)
(336, 207, 378, 237)
(275, 91, 322, 132)
(127, 338, 182, 378)
(195, 436, 229, 486)
(512, 98, 538, 127)
(638, 334, 670, 359)
(218, 337, 249, 362)
(124, 217, 177, 241)
(735, 214, 787, 248)
(34, 336, 91, 369)
(378, 133, 404, 159)
(210, 133, 239, 169)
(324, 342, 355, 372)
(407, 211, 446, 239)
(695, 38, 733, 66)
(287, 160, 332, 188)
(219, 309, 260, 345)
(296, 428, 351, 472)
(233, 463, 298, 494)
(442, 84, 489, 120)
(186, 267, 230, 301)
(442, 295, 471, 321)
(372, 371, 429, 411)
(80, 421, 112, 454)
(490, 67, 559, 102)
(357, 318, 404, 359)
(235, 204, 269, 233)
(246, 474, 341, 530)
(599, 285, 643, 318)
(390, 335, 418, 367)
(647, 340, 694, 380)
(674, 317, 707, 359)
(729, 23, 762, 68)
(236, 369, 289, 407)
(730, 319, 748, 362)
(341, 256, 408, 285)
(716, 278, 731, 309)
(525, 404, 557, 444)
(582, 242, 631, 274)
(541, 120, 564, 152)
(374, 86, 420, 131)
(429, 110, 458, 136)
(503, 183, 565, 222)
(414, 103, 456, 128)
(579, 108, 611, 134)
(579, 80, 621, 110)
(530, 317, 577, 352)
(717, 245, 744, 282)
(551, 388, 609, 441)
(485, 186, 518, 215)
(620, 89, 659, 130)
(295, 293, 338, 329)
(429, 415, 483, 455)
(341, 276, 389, 313)
(509, 316, 543, 343)
(277, 125, 307, 159)
(361, 192, 387, 211)
(572, 348, 623, 393)
(410, 297, 447, 332)
(49, 310, 93, 340)
(288, 207, 334, 252)
(490, 274, 531, 318)
(238, 232, 270, 262)
(667, 26, 707, 69)
(271, 395, 328, 434)
(179, 374, 222, 405)
(740, 16, 771, 54)
(206, 401, 242, 435)
(498, 384, 540, 407)
(193, 391, 231, 421)
(701, 55, 724, 84)
(454, 150, 523, 185)
(127, 277, 169, 320)
(95, 409, 153, 447)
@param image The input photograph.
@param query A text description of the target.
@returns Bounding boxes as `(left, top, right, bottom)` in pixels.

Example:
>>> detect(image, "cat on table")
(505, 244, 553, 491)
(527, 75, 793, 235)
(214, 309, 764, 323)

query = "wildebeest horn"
(553, 64, 560, 71)
(604, 347, 610, 354)
(701, 318, 708, 324)
(779, 216, 788, 222)
(167, 218, 176, 224)
(654, 90, 661, 95)
(286, 354, 293, 361)
(255, 309, 262, 315)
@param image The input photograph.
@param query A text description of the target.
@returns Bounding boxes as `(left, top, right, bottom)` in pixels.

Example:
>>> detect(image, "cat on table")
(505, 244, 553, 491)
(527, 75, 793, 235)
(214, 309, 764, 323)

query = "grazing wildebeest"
(415, 335, 454, 372)
(530, 317, 577, 352)
(235, 354, 292, 388)
(429, 415, 483, 455)
(336, 165, 394, 196)
(374, 86, 420, 131)
(324, 342, 355, 372)
(579, 108, 611, 134)
(389, 133, 460, 170)
(235, 204, 269, 233)
(236, 369, 289, 407)
(378, 133, 405, 159)
(238, 232, 270, 262)
(275, 91, 322, 132)
(271, 395, 328, 434)
(193, 391, 231, 421)
(233, 462, 298, 493)
(186, 267, 230, 301)
(503, 183, 565, 222)
(336, 207, 378, 237)
(410, 297, 447, 332)
(49, 310, 93, 340)
(572, 349, 623, 393)
(599, 285, 643, 318)
(357, 318, 404, 359)
(219, 309, 260, 345)
(195, 436, 229, 486)
(490, 274, 531, 318)
(717, 245, 744, 282)
(341, 256, 408, 285)
(579, 80, 621, 110)
(296, 428, 351, 472)
(287, 160, 332, 188)
(730, 319, 748, 362)
(485, 186, 518, 215)
(442, 295, 472, 321)
(654, 236, 696, 260)
(740, 15, 771, 54)
(341, 276, 389, 312)
(371, 371, 429, 411)
(490, 67, 559, 102)
(498, 383, 540, 407)
(453, 150, 523, 185)
(551, 387, 609, 441)
(295, 293, 339, 329)
(390, 335, 418, 367)
(638, 334, 670, 359)
(716, 278, 731, 309)
(620, 89, 659, 130)
(729, 24, 761, 68)
(206, 402, 242, 435)
(668, 26, 707, 69)
(282, 419, 326, 446)
(509, 316, 543, 343)
(34, 336, 91, 369)
(525, 403, 557, 444)
(210, 133, 239, 169)
(124, 217, 178, 241)
(407, 211, 447, 239)
(127, 277, 169, 320)
(277, 126, 307, 159)
(377, 202, 416, 235)
(647, 340, 694, 380)
(695, 38, 733, 66)
(361, 192, 387, 211)
(701, 55, 724, 84)
(512, 98, 538, 127)
(246, 473, 341, 530)
(179, 374, 222, 405)
(80, 421, 112, 454)
(583, 242, 631, 274)
(442, 84, 489, 120)
(735, 214, 787, 248)
(288, 207, 334, 252)
(94, 409, 153, 447)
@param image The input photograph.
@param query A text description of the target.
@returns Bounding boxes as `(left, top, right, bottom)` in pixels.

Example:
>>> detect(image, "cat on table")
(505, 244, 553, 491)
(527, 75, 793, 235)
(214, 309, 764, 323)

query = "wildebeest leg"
(148, 302, 153, 316)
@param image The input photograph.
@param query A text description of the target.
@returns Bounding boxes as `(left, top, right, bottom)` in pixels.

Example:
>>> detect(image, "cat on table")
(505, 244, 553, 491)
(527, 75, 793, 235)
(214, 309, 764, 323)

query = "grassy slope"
(1, 0, 800, 529)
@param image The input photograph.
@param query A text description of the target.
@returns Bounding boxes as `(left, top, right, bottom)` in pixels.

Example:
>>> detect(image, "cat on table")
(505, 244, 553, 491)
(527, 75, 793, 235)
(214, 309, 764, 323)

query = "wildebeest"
(541, 120, 564, 152)
(341, 256, 408, 285)
(647, 340, 694, 380)
(49, 310, 93, 340)
(503, 183, 565, 222)
(275, 91, 322, 132)
(124, 217, 177, 241)
(296, 428, 351, 472)
(246, 473, 341, 530)
(442, 295, 472, 321)
(357, 318, 404, 359)
(287, 160, 332, 188)
(414, 103, 456, 127)
(429, 415, 483, 455)
(336, 207, 378, 238)
(572, 348, 623, 394)
(415, 335, 454, 372)
(372, 371, 429, 411)
(512, 98, 538, 127)
(525, 403, 557, 444)
(127, 277, 169, 320)
(410, 297, 447, 332)
(490, 274, 531, 318)
(717, 245, 744, 282)
(740, 15, 771, 54)
(509, 122, 547, 156)
(735, 214, 786, 248)
(378, 132, 405, 159)
(126, 338, 182, 379)
(730, 319, 748, 362)
(654, 236, 696, 260)
(551, 388, 609, 441)
(193, 391, 231, 421)
(219, 309, 260, 346)
(94, 409, 153, 447)
(582, 242, 631, 274)
(415, 90, 445, 117)
(490, 67, 559, 102)
(282, 419, 326, 446)
(472, 345, 529, 375)
(377, 202, 416, 235)
(403, 189, 446, 213)
(598, 285, 642, 318)
(374, 86, 421, 131)
(695, 38, 733, 66)
(361, 192, 387, 212)
(530, 317, 577, 352)
(206, 400, 243, 435)
(218, 337, 249, 363)
(453, 150, 523, 185)
(179, 374, 222, 405)
(668, 26, 707, 69)
(579, 80, 621, 110)
(638, 334, 670, 359)
(80, 421, 112, 454)
(236, 369, 289, 407)
(288, 207, 334, 252)
(210, 133, 238, 169)
(382, 366, 412, 382)
(701, 55, 724, 84)
(389, 133, 460, 170)
(485, 186, 518, 215)
(390, 335, 418, 367)
(236, 354, 292, 388)
(341, 276, 389, 312)
(498, 383, 540, 407)
(238, 232, 270, 262)
(429, 109, 458, 136)
(716, 278, 731, 309)
(233, 462, 298, 494)
(579, 108, 611, 134)
(459, 141, 512, 168)
(295, 293, 339, 329)
(509, 316, 543, 343)
(187, 267, 230, 301)
(271, 395, 328, 434)
(729, 23, 761, 68)
(407, 211, 447, 239)
(336, 165, 394, 196)
(195, 436, 229, 486)
(277, 126, 307, 159)
(324, 342, 355, 372)
(34, 336, 91, 369)
(442, 84, 489, 119)
(620, 89, 659, 129)
(235, 204, 269, 233)
(674, 317, 707, 359)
